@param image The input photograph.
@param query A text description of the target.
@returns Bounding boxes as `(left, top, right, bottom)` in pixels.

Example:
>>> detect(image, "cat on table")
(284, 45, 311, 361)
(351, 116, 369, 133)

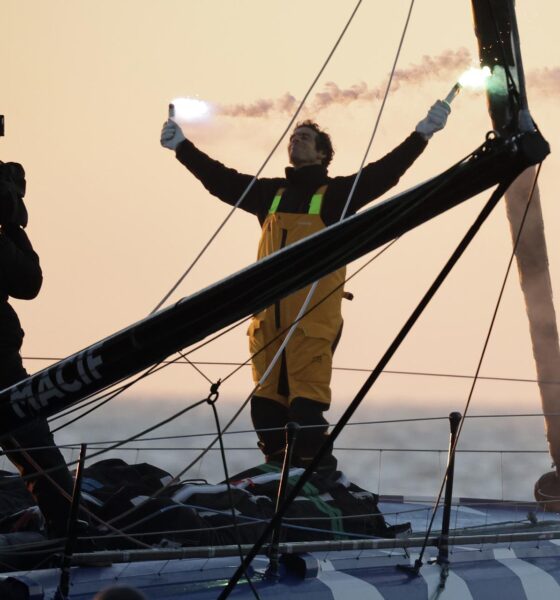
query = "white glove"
(160, 119, 186, 150)
(415, 100, 451, 140)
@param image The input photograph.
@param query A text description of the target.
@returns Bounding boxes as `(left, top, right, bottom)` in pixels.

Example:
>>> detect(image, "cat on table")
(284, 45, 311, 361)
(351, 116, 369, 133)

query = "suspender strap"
(268, 188, 285, 214)
(308, 184, 328, 215)
(268, 184, 328, 215)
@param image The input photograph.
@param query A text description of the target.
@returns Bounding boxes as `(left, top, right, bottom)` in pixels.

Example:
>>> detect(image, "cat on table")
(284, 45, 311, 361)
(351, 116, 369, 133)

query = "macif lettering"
(9, 347, 104, 419)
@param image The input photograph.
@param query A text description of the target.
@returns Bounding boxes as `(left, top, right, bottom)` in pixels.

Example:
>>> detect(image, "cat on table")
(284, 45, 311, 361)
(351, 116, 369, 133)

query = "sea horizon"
(31, 392, 553, 504)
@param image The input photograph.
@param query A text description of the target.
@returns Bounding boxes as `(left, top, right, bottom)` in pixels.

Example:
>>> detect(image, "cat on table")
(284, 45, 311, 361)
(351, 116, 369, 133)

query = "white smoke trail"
(217, 48, 472, 117)
(216, 51, 559, 119)
(526, 67, 560, 96)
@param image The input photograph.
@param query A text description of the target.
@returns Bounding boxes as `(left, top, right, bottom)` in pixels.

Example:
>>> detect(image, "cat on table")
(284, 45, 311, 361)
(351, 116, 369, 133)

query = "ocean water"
(34, 393, 553, 504)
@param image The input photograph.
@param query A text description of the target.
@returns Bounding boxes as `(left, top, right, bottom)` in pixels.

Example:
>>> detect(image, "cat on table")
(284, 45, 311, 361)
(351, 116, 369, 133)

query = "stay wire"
(39, 30, 474, 436)
(48, 354, 202, 426)
(51, 358, 198, 428)
(413, 163, 543, 571)
(51, 340, 222, 427)
(48, 320, 240, 431)
(221, 0, 418, 422)
(218, 141, 478, 387)
(49, 315, 249, 429)
(58, 168, 441, 477)
(49, 363, 163, 432)
(150, 0, 364, 315)
(97, 399, 207, 463)
(37, 141, 491, 533)
(26, 356, 558, 386)
(220, 238, 399, 385)
(217, 175, 515, 600)
(42, 142, 483, 521)
(178, 350, 213, 384)
(339, 0, 417, 220)
(151, 142, 486, 488)
(8, 393, 209, 497)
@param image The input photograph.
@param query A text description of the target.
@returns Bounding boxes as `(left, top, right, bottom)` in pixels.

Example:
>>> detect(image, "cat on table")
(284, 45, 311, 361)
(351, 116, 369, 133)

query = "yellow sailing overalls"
(248, 185, 346, 408)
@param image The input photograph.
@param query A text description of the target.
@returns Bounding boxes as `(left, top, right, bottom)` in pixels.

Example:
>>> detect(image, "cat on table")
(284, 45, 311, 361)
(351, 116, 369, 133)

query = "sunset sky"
(2, 0, 559, 440)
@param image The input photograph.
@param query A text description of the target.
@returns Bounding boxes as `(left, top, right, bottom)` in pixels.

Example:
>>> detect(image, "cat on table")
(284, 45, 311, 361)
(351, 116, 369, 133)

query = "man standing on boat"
(160, 101, 450, 472)
(0, 159, 75, 537)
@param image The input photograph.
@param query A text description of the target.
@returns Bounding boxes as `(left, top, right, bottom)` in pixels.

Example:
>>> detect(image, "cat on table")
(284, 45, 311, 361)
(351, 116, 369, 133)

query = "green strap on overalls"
(268, 185, 328, 215)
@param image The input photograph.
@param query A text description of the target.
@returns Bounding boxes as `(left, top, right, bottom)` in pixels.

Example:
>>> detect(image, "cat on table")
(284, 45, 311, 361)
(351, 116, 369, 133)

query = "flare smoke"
(218, 48, 472, 118)
(216, 52, 558, 119)
(526, 67, 560, 96)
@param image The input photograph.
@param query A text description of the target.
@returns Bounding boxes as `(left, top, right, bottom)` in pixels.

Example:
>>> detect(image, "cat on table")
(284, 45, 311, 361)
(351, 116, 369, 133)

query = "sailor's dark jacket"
(174, 131, 427, 225)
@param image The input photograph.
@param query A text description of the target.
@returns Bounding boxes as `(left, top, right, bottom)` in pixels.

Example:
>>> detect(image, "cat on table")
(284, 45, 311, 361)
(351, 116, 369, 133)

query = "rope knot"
(207, 379, 221, 404)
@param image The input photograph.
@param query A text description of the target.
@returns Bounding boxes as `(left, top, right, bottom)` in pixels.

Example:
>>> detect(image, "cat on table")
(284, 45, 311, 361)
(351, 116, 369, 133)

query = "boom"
(0, 128, 548, 435)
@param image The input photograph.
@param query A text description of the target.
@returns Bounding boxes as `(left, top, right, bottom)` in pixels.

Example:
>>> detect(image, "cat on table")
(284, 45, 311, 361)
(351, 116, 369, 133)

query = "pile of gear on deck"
(0, 459, 410, 564)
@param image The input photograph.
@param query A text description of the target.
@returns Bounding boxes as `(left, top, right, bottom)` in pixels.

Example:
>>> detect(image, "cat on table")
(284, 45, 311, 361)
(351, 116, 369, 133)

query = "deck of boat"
(3, 497, 560, 599)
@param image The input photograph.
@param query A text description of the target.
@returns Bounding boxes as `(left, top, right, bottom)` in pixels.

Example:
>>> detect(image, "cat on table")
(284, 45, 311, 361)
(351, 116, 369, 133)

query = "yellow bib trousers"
(248, 187, 344, 469)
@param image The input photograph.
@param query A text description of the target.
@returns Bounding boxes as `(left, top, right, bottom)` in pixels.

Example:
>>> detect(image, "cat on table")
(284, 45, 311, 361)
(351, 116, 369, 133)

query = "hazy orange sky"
(2, 0, 559, 426)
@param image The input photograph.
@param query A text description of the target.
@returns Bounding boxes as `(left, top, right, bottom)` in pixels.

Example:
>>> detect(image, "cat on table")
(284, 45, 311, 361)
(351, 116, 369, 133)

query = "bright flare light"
(458, 66, 492, 89)
(444, 66, 492, 105)
(170, 97, 211, 122)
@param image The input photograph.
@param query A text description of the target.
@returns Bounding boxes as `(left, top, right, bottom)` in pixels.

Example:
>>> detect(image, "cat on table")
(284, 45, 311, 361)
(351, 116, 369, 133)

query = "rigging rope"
(44, 138, 487, 534)
(206, 383, 262, 600)
(150, 0, 365, 315)
(35, 410, 560, 448)
(32, 142, 496, 427)
(49, 364, 163, 431)
(37, 238, 399, 434)
(173, 145, 484, 487)
(233, 0, 418, 422)
(21, 1, 529, 551)
(47, 228, 401, 434)
(47, 316, 249, 428)
(26, 355, 559, 387)
(413, 162, 543, 571)
(218, 170, 517, 600)
(339, 0, 416, 221)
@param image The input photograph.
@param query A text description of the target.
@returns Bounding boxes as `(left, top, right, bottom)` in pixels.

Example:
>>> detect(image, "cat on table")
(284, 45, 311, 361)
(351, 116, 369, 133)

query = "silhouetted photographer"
(0, 126, 74, 538)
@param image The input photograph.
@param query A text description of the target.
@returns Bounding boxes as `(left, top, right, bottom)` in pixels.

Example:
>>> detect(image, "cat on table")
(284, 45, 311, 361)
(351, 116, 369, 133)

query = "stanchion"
(54, 443, 87, 600)
(437, 412, 461, 565)
(266, 422, 300, 581)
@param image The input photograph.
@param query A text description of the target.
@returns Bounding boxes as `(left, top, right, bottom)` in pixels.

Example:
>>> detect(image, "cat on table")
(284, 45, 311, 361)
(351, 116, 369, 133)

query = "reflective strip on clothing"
(308, 185, 327, 215)
(268, 188, 285, 214)
(268, 185, 327, 215)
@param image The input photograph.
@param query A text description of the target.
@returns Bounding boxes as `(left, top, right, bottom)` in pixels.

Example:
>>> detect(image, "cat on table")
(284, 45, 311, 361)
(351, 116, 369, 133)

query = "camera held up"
(0, 115, 28, 228)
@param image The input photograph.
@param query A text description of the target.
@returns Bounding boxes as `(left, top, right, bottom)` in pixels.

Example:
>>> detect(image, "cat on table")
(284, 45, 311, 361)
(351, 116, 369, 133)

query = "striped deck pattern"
(3, 498, 560, 599)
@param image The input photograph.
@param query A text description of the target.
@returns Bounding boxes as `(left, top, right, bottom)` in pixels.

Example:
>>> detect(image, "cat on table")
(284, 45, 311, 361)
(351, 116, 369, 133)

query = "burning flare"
(170, 97, 211, 122)
(444, 66, 492, 104)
